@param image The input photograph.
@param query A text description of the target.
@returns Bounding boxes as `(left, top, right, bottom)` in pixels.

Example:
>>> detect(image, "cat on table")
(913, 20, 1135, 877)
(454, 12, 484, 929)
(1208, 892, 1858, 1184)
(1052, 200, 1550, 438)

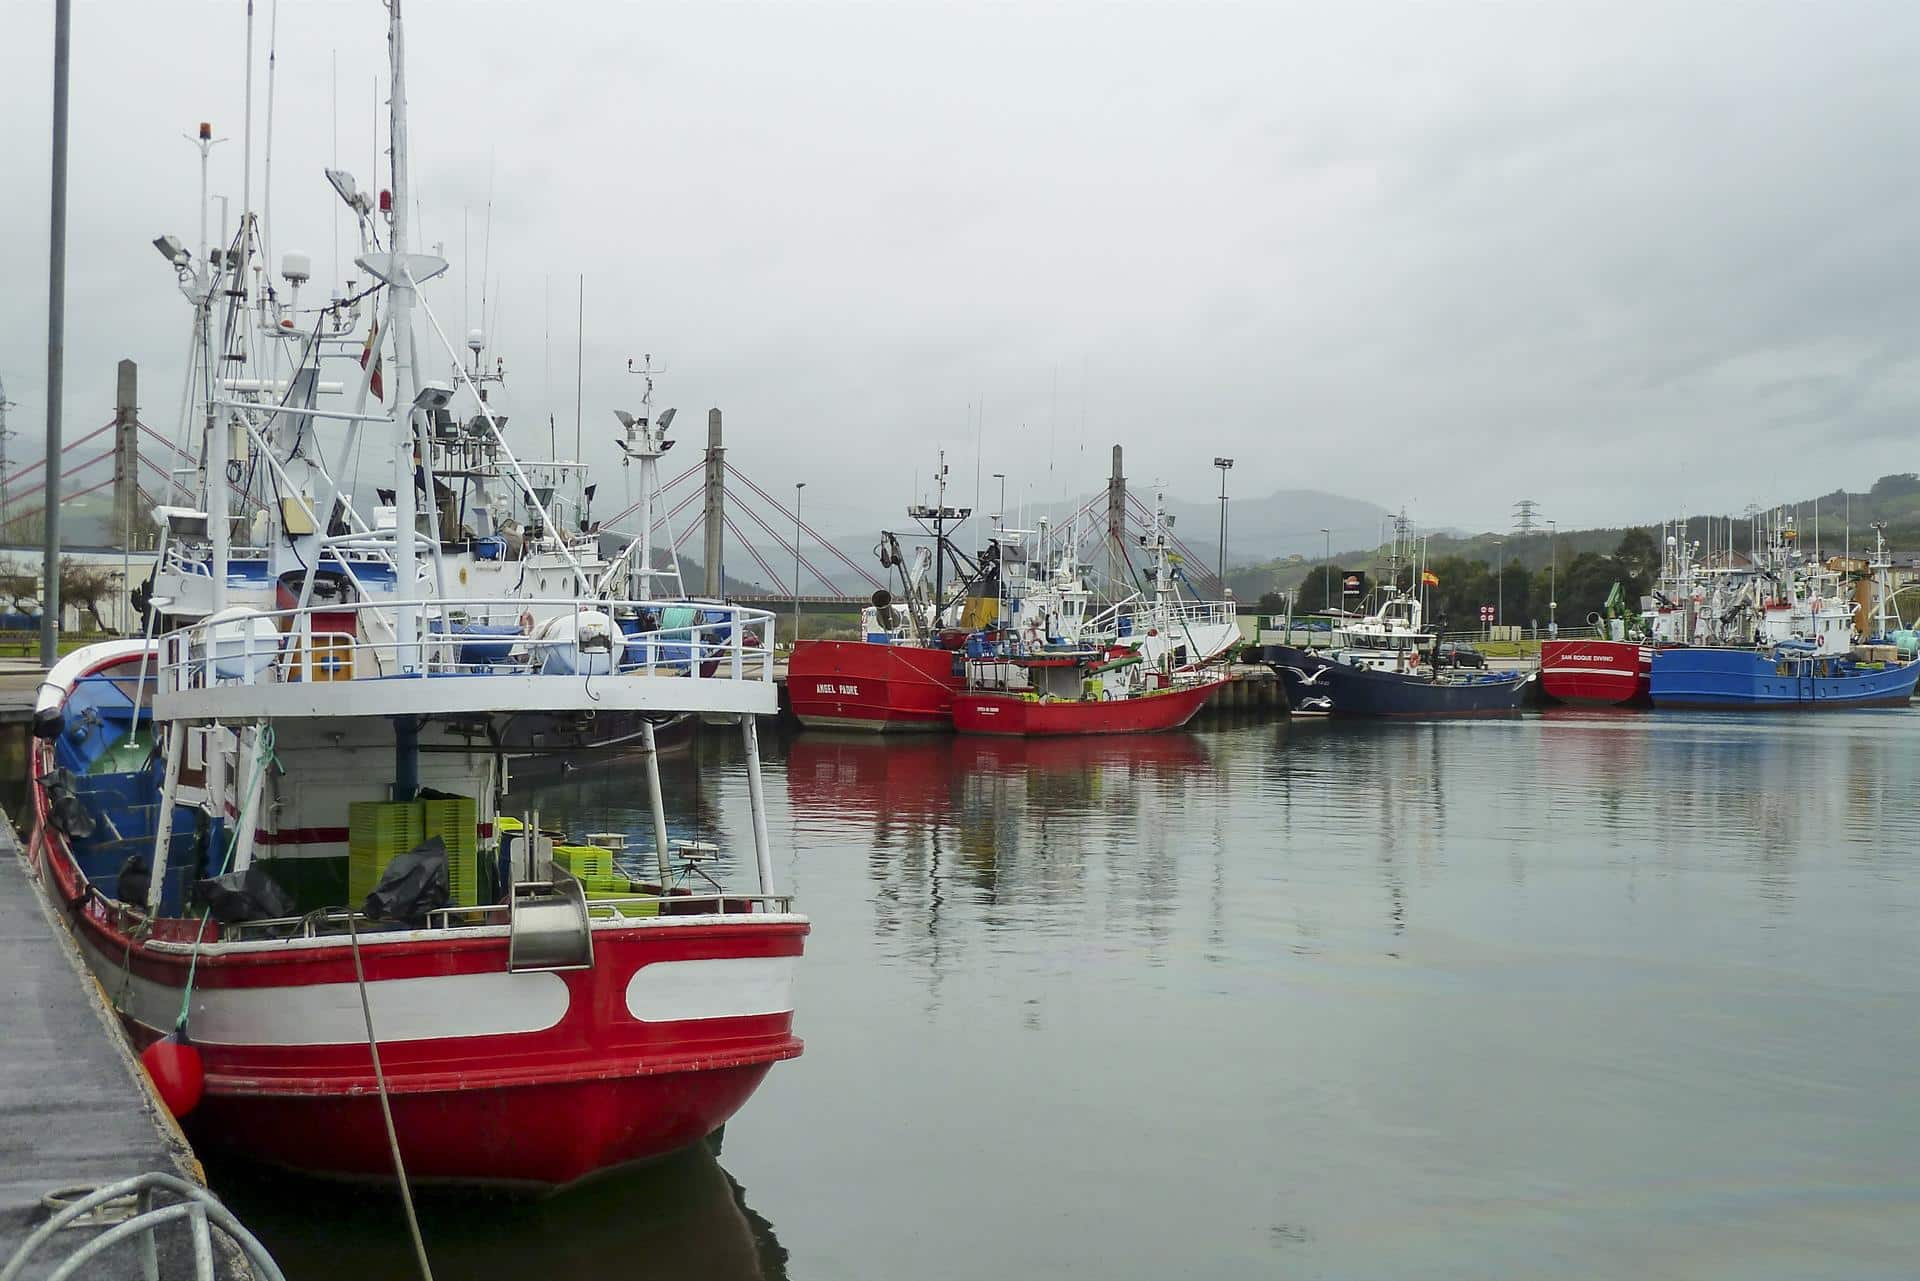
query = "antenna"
(573, 274, 584, 462)
(0, 375, 16, 539)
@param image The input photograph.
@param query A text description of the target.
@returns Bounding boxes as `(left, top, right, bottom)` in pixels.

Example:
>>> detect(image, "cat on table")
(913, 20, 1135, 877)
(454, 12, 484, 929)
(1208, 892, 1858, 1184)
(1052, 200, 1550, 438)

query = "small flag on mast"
(359, 319, 385, 401)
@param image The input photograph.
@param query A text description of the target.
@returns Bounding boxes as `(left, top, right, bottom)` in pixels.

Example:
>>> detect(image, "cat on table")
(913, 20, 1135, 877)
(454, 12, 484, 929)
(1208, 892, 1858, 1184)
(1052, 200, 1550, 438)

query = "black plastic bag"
(117, 854, 152, 908)
(41, 768, 96, 840)
(194, 866, 296, 924)
(364, 835, 448, 925)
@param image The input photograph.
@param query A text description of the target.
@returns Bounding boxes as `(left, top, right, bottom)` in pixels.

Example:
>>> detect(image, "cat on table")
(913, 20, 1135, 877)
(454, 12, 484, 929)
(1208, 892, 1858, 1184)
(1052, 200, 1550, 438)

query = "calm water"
(212, 709, 1920, 1280)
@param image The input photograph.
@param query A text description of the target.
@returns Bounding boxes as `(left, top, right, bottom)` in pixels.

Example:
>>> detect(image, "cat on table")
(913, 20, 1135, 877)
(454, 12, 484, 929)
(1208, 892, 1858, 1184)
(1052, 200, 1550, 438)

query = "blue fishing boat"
(1649, 644, 1919, 709)
(1648, 513, 1919, 709)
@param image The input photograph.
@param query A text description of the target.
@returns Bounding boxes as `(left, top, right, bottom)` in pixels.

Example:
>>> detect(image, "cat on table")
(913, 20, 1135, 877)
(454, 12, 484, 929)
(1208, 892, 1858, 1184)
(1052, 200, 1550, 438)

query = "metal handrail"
(156, 595, 779, 693)
(1, 1172, 286, 1281)
(221, 891, 796, 940)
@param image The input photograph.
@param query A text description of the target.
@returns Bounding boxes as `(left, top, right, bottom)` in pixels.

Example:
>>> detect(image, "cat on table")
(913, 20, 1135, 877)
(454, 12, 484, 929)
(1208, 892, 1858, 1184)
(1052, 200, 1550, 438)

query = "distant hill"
(1228, 472, 1920, 604)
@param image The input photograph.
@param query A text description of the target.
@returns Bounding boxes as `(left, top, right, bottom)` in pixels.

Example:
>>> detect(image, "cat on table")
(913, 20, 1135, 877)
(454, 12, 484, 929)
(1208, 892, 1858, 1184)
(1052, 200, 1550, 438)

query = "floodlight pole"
(792, 482, 805, 645)
(1493, 536, 1504, 630)
(41, 0, 71, 667)
(1320, 528, 1331, 613)
(1213, 457, 1233, 596)
(1548, 519, 1557, 633)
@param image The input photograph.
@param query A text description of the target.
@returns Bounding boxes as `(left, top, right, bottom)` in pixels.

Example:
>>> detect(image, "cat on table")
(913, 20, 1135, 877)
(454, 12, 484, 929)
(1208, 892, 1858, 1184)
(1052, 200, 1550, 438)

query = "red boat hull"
(951, 679, 1225, 736)
(188, 1059, 776, 1188)
(788, 639, 962, 732)
(1539, 639, 1651, 706)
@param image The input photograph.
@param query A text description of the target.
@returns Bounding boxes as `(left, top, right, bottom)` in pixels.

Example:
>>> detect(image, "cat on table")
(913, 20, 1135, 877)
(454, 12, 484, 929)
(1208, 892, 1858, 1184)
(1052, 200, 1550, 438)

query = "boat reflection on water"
(205, 1134, 786, 1281)
(784, 730, 1214, 819)
(785, 730, 1220, 961)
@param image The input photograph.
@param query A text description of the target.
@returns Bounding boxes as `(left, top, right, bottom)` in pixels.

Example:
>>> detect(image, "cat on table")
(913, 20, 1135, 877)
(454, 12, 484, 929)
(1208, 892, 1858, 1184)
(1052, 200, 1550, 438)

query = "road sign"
(1479, 605, 1495, 623)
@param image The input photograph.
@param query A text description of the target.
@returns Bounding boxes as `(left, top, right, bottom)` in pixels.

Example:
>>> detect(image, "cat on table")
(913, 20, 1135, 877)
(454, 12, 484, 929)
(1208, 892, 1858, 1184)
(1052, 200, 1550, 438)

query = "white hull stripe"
(79, 934, 569, 1046)
(626, 956, 797, 1022)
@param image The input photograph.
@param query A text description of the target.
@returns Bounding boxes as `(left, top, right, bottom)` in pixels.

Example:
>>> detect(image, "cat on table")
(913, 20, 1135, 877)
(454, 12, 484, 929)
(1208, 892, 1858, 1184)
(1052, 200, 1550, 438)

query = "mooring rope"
(347, 911, 435, 1281)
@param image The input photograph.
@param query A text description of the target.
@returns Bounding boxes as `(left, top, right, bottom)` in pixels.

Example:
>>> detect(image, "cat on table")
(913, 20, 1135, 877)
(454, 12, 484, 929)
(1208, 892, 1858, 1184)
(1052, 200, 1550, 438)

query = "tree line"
(1258, 530, 1659, 632)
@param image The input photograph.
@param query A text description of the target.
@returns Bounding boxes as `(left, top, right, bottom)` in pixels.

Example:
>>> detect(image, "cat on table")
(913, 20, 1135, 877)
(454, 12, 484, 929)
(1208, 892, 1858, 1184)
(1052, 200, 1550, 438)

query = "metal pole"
(641, 720, 671, 889)
(1495, 537, 1503, 630)
(1214, 459, 1231, 595)
(741, 716, 775, 896)
(41, 0, 71, 667)
(1548, 520, 1556, 632)
(793, 481, 804, 643)
(1320, 528, 1330, 613)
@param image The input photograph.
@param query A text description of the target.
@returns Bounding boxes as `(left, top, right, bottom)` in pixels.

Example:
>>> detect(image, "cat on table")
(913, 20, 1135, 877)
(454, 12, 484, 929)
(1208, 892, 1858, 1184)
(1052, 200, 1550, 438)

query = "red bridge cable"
(0, 421, 117, 487)
(595, 459, 705, 530)
(721, 463, 886, 591)
(721, 513, 784, 589)
(721, 486, 845, 595)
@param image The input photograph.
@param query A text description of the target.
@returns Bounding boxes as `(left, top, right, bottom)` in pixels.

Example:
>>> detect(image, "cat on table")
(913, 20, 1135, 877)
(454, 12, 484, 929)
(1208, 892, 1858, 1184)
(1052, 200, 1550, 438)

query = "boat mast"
(387, 0, 419, 666)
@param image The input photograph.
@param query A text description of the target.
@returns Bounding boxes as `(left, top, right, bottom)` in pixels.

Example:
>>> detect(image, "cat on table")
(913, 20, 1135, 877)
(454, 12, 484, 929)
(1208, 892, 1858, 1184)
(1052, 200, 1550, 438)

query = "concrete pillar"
(1106, 444, 1126, 598)
(703, 408, 725, 597)
(113, 359, 138, 550)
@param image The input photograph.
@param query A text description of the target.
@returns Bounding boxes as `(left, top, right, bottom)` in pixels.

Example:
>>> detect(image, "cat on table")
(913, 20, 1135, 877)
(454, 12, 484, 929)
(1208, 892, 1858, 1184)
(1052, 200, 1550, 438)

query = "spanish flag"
(359, 319, 385, 401)
(1421, 570, 1440, 586)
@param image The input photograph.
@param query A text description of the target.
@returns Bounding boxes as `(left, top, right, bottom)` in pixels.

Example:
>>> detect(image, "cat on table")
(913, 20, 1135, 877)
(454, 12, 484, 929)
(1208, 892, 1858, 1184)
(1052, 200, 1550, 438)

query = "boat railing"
(220, 892, 797, 939)
(1083, 595, 1237, 637)
(155, 595, 780, 696)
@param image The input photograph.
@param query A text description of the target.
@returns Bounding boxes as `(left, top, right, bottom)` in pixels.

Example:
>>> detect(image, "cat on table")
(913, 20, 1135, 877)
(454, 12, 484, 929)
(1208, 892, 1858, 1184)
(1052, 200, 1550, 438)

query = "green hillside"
(1228, 472, 1920, 631)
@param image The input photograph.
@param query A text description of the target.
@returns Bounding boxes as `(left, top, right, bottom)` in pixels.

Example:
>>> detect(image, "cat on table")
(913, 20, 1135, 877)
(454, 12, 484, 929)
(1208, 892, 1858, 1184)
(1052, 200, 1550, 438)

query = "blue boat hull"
(1649, 648, 1920, 709)
(1263, 645, 1531, 718)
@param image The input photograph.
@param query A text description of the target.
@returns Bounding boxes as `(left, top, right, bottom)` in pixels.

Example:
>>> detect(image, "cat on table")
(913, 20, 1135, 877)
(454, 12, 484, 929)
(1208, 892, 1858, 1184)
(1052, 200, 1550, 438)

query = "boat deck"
(0, 812, 250, 1279)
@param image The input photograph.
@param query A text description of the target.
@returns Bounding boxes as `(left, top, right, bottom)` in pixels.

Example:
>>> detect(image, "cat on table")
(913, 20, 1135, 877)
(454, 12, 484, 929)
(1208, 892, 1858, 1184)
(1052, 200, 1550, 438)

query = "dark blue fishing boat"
(1265, 643, 1532, 717)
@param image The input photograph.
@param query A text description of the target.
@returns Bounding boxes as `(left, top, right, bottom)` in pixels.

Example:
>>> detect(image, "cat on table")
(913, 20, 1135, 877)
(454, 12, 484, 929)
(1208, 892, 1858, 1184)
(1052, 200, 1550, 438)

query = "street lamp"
(1320, 528, 1331, 613)
(793, 482, 805, 646)
(1213, 457, 1234, 595)
(1492, 536, 1504, 631)
(1547, 519, 1557, 636)
(992, 473, 1006, 531)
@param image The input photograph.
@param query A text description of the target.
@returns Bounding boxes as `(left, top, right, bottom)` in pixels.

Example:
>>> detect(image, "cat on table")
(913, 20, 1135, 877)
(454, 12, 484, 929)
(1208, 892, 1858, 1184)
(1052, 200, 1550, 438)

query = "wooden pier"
(0, 804, 258, 1277)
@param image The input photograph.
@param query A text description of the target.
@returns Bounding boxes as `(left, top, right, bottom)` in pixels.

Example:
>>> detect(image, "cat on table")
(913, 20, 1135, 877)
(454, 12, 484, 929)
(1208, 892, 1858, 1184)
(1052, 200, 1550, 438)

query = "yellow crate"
(585, 880, 660, 918)
(420, 796, 479, 908)
(551, 843, 614, 881)
(348, 801, 423, 904)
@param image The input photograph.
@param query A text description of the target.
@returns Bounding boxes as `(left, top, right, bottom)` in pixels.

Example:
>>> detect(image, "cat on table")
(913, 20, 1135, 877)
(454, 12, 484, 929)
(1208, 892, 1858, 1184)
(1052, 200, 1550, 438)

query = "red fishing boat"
(28, 5, 805, 1191)
(953, 647, 1225, 737)
(1537, 639, 1653, 706)
(789, 457, 980, 732)
(787, 631, 963, 732)
(953, 678, 1223, 736)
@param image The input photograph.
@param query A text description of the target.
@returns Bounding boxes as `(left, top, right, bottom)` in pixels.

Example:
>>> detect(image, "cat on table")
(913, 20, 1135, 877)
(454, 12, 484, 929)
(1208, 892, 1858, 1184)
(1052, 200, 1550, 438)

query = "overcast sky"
(3, 0, 1919, 550)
